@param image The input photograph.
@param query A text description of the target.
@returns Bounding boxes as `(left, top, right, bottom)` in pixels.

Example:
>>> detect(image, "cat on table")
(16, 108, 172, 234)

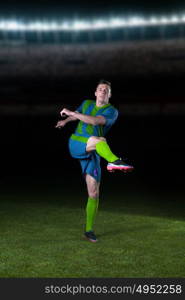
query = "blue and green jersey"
(70, 99, 118, 143)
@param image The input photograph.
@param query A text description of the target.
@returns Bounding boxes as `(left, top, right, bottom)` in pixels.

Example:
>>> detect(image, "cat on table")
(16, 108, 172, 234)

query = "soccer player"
(55, 80, 134, 243)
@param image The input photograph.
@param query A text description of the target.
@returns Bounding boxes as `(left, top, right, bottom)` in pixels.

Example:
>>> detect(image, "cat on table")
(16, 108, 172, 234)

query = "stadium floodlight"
(0, 13, 185, 32)
(60, 22, 70, 30)
(40, 22, 51, 31)
(5, 20, 19, 31)
(50, 21, 59, 31)
(28, 22, 46, 31)
(149, 17, 158, 25)
(182, 15, 185, 22)
(170, 15, 179, 23)
(109, 18, 127, 28)
(92, 19, 108, 29)
(128, 17, 146, 27)
(160, 16, 169, 24)
(0, 20, 6, 30)
(73, 21, 91, 30)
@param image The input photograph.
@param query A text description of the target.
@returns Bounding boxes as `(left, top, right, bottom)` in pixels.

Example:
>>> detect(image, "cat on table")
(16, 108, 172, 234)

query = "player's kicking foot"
(84, 231, 98, 243)
(107, 158, 134, 173)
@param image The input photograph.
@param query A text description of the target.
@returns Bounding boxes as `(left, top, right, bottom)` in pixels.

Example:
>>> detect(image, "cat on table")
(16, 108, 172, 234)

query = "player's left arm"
(60, 108, 105, 125)
(100, 107, 119, 127)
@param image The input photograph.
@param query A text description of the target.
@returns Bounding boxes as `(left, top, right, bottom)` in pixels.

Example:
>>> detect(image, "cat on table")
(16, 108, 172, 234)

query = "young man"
(55, 80, 134, 243)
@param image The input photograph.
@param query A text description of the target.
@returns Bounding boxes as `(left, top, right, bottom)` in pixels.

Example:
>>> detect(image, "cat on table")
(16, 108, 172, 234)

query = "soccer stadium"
(0, 0, 184, 290)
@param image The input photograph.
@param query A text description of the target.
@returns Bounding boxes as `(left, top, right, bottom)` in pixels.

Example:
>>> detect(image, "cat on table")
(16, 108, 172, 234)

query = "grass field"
(0, 174, 184, 278)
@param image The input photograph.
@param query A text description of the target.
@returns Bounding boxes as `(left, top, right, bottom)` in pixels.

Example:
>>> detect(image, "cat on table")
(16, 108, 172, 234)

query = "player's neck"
(96, 100, 109, 107)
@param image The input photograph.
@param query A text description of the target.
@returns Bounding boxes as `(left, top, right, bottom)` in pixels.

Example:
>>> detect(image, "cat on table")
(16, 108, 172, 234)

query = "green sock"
(95, 141, 119, 162)
(86, 197, 99, 232)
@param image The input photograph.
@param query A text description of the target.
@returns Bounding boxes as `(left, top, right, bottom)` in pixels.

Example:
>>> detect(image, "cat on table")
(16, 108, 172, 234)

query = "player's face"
(95, 84, 111, 106)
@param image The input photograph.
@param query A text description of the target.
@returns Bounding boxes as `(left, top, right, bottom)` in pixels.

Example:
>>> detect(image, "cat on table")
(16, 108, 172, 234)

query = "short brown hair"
(97, 79, 111, 88)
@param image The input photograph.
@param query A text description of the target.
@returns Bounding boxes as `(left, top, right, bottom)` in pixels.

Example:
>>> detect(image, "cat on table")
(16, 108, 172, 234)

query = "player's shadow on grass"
(97, 224, 156, 238)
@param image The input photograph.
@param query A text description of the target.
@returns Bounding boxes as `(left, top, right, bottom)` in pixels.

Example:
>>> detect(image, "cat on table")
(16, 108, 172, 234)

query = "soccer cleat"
(84, 231, 98, 243)
(107, 158, 134, 173)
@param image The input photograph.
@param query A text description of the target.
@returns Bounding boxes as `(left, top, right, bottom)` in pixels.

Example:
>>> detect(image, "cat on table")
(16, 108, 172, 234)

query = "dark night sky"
(1, 0, 185, 17)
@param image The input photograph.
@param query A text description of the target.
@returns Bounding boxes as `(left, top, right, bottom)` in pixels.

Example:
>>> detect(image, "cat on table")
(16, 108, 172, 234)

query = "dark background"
(0, 0, 185, 196)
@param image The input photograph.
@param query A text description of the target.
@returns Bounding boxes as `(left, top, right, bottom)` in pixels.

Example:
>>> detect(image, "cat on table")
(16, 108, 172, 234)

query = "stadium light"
(73, 21, 90, 30)
(5, 20, 19, 31)
(128, 17, 146, 27)
(0, 13, 185, 32)
(29, 22, 48, 31)
(160, 17, 169, 24)
(170, 15, 179, 23)
(109, 18, 127, 27)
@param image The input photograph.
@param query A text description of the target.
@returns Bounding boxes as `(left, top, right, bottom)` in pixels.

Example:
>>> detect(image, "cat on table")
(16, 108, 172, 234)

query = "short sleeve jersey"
(74, 99, 118, 138)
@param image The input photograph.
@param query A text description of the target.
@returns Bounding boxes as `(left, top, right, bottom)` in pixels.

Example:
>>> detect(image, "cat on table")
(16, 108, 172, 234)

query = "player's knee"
(89, 191, 99, 199)
(99, 137, 106, 142)
(88, 136, 98, 142)
(86, 136, 106, 152)
(88, 186, 99, 199)
(89, 136, 106, 144)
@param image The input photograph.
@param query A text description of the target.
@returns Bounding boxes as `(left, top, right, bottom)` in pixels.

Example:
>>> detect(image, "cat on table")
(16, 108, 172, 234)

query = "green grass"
(0, 179, 184, 278)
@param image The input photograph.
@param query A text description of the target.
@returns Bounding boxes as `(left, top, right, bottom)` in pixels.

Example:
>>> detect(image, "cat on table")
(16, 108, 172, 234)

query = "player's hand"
(55, 120, 66, 129)
(60, 108, 74, 117)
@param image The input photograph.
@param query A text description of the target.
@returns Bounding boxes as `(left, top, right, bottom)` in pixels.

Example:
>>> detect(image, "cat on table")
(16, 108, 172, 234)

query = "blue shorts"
(68, 138, 101, 182)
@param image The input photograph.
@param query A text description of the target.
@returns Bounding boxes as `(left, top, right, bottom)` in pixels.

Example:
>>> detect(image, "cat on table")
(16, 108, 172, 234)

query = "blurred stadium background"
(0, 0, 184, 191)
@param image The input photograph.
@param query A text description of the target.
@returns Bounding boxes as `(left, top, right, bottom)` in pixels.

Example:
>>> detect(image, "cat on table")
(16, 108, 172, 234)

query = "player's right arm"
(55, 113, 78, 128)
(55, 100, 85, 128)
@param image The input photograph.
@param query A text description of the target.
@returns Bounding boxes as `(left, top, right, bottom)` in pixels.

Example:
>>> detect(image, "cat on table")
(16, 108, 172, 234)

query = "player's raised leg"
(84, 174, 100, 243)
(86, 136, 134, 172)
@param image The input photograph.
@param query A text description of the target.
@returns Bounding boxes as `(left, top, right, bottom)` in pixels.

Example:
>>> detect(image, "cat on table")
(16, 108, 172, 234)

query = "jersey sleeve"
(101, 107, 118, 127)
(75, 100, 85, 113)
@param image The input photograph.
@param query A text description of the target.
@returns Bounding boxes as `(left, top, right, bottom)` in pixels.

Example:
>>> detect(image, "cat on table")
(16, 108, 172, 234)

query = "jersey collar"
(95, 103, 111, 110)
